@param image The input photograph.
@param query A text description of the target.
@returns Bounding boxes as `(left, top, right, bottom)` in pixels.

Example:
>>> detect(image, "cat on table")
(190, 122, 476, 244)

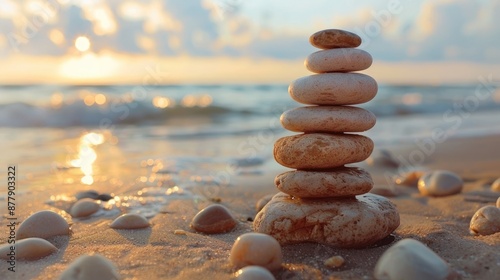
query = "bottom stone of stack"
(253, 192, 400, 248)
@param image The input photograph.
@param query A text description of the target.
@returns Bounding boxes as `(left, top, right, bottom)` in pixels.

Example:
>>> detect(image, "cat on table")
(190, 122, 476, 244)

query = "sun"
(75, 36, 91, 52)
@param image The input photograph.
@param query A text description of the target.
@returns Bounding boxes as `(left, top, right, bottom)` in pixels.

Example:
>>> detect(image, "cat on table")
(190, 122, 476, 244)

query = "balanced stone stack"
(254, 29, 400, 248)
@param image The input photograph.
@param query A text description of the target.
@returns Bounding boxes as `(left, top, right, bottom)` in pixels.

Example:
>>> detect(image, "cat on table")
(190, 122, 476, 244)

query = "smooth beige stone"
(281, 106, 376, 133)
(256, 194, 275, 212)
(309, 29, 361, 49)
(235, 266, 275, 280)
(469, 206, 500, 235)
(374, 239, 451, 280)
(306, 48, 372, 73)
(289, 73, 377, 105)
(274, 133, 373, 169)
(230, 233, 282, 271)
(275, 167, 373, 198)
(17, 210, 70, 240)
(253, 193, 399, 248)
(324, 256, 345, 268)
(491, 178, 500, 191)
(110, 213, 149, 229)
(395, 171, 425, 187)
(418, 171, 463, 196)
(70, 198, 100, 218)
(0, 238, 57, 260)
(190, 204, 237, 234)
(59, 254, 120, 280)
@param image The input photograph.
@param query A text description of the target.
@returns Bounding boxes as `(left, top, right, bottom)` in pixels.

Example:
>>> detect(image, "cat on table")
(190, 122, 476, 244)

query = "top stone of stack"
(309, 29, 361, 49)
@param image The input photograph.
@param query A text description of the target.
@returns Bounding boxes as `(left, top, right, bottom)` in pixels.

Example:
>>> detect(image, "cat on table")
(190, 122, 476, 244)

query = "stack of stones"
(254, 29, 400, 248)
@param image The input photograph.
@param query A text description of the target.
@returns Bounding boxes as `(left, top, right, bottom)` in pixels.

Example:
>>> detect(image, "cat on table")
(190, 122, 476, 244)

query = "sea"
(1, 83, 499, 217)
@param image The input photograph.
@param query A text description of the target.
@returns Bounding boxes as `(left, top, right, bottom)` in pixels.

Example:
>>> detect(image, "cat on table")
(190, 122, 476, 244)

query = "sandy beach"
(1, 133, 499, 279)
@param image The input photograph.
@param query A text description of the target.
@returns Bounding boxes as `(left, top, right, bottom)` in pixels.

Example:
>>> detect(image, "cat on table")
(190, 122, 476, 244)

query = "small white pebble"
(418, 170, 463, 196)
(0, 238, 57, 260)
(324, 255, 345, 268)
(491, 178, 500, 192)
(110, 213, 149, 229)
(174, 229, 187, 235)
(469, 205, 500, 235)
(235, 266, 275, 280)
(230, 233, 282, 271)
(70, 198, 100, 218)
(59, 254, 120, 280)
(17, 210, 69, 240)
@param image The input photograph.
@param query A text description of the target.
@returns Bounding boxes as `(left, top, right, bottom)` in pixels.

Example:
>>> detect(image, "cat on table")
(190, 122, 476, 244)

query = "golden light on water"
(83, 93, 107, 106)
(152, 96, 173, 108)
(70, 132, 105, 185)
(75, 36, 91, 52)
(181, 94, 213, 107)
(50, 92, 63, 108)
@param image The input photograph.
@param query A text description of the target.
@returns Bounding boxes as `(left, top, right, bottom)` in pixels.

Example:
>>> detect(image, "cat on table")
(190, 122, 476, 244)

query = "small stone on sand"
(491, 178, 500, 191)
(17, 210, 70, 240)
(230, 233, 282, 271)
(418, 170, 463, 196)
(110, 213, 149, 229)
(235, 266, 275, 280)
(174, 229, 187, 235)
(97, 193, 113, 201)
(366, 149, 399, 168)
(469, 205, 500, 235)
(75, 190, 99, 200)
(0, 238, 57, 260)
(395, 171, 425, 187)
(324, 256, 345, 268)
(70, 198, 100, 218)
(59, 254, 120, 280)
(309, 29, 361, 49)
(256, 194, 275, 212)
(190, 204, 237, 234)
(374, 238, 451, 280)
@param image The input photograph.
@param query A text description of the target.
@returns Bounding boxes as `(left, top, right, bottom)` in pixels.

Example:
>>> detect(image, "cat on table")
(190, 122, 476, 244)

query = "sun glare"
(75, 36, 91, 52)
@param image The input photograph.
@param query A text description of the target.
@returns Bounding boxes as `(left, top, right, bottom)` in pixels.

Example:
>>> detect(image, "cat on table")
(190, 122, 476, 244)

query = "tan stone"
(275, 167, 373, 198)
(253, 192, 399, 248)
(289, 73, 377, 105)
(0, 238, 57, 260)
(70, 198, 100, 218)
(469, 206, 500, 235)
(190, 204, 237, 234)
(281, 106, 376, 133)
(309, 29, 361, 49)
(306, 48, 372, 73)
(274, 133, 373, 169)
(17, 210, 70, 240)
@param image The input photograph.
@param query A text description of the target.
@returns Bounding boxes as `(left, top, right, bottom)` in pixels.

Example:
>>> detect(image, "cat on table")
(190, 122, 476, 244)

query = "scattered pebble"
(491, 178, 500, 192)
(255, 194, 275, 212)
(97, 194, 114, 201)
(235, 266, 275, 280)
(324, 256, 345, 268)
(70, 198, 100, 218)
(395, 171, 425, 187)
(366, 149, 399, 168)
(17, 210, 70, 240)
(230, 233, 282, 271)
(469, 205, 500, 235)
(374, 238, 451, 280)
(190, 204, 237, 234)
(75, 190, 99, 200)
(59, 254, 120, 280)
(418, 170, 463, 196)
(0, 238, 57, 260)
(110, 213, 149, 229)
(174, 229, 187, 235)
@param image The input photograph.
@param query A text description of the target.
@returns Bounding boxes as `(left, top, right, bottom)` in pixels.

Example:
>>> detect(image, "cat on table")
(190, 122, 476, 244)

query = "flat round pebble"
(230, 233, 283, 271)
(75, 190, 99, 200)
(110, 213, 150, 229)
(190, 204, 237, 234)
(289, 73, 377, 105)
(17, 210, 70, 240)
(491, 178, 500, 191)
(70, 198, 100, 218)
(469, 205, 500, 235)
(309, 29, 361, 49)
(306, 48, 372, 73)
(417, 170, 463, 196)
(274, 133, 373, 169)
(280, 106, 376, 133)
(235, 266, 275, 280)
(275, 167, 373, 198)
(59, 254, 120, 280)
(97, 194, 113, 201)
(374, 238, 451, 280)
(0, 238, 57, 260)
(256, 194, 275, 212)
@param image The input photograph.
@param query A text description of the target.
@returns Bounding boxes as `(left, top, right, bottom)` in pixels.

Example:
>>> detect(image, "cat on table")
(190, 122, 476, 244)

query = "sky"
(0, 0, 499, 85)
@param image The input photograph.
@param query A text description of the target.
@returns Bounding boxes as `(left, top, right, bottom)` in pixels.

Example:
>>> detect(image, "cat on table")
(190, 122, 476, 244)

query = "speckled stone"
(16, 210, 70, 240)
(253, 192, 399, 248)
(275, 167, 373, 198)
(280, 106, 376, 133)
(469, 205, 500, 235)
(274, 133, 373, 169)
(309, 29, 361, 49)
(0, 238, 57, 260)
(289, 73, 377, 105)
(59, 254, 120, 280)
(256, 194, 276, 212)
(417, 170, 463, 196)
(190, 204, 237, 234)
(374, 239, 451, 280)
(306, 48, 372, 73)
(230, 233, 283, 271)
